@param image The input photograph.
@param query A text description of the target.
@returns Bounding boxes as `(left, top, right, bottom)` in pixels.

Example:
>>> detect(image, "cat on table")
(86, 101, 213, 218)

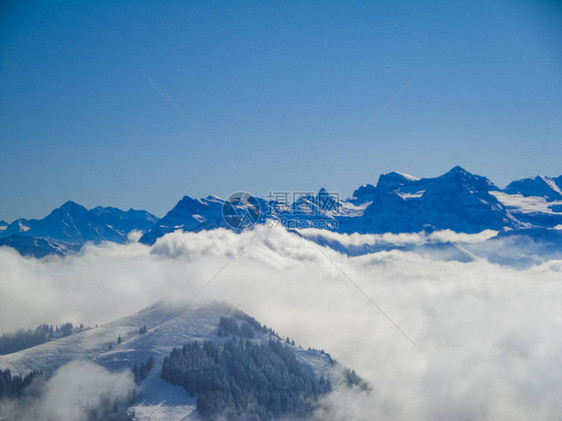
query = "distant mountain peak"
(394, 171, 419, 181)
(59, 200, 87, 211)
(205, 195, 223, 202)
(434, 166, 499, 192)
(504, 175, 562, 201)
(0, 201, 158, 250)
(439, 166, 479, 181)
(50, 201, 89, 221)
(376, 171, 418, 191)
(448, 165, 468, 174)
(351, 183, 377, 203)
(178, 195, 202, 205)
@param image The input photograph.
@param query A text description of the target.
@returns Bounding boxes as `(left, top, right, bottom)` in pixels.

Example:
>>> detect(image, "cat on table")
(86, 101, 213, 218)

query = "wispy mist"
(0, 361, 134, 421)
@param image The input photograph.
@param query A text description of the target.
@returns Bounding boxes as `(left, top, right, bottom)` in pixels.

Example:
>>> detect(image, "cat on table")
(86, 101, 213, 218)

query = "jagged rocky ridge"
(0, 202, 158, 257)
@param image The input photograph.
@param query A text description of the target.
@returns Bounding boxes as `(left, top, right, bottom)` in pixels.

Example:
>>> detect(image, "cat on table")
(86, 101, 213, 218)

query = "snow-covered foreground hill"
(0, 301, 347, 420)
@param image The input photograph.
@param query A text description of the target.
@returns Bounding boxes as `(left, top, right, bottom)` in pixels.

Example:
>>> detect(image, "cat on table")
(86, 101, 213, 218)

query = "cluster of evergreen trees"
(217, 317, 255, 338)
(0, 322, 87, 355)
(133, 357, 154, 383)
(217, 315, 279, 339)
(0, 369, 44, 400)
(342, 365, 370, 391)
(161, 339, 332, 420)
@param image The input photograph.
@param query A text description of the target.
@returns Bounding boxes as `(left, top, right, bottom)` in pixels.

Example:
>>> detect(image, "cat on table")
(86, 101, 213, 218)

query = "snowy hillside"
(0, 302, 349, 420)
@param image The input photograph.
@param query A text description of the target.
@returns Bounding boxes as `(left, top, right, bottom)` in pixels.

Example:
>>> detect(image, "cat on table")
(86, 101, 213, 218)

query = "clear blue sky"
(1, 0, 561, 221)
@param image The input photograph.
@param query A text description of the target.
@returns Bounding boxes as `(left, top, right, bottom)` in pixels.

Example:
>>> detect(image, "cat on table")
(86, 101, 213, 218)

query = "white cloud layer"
(1, 225, 562, 420)
(298, 227, 499, 247)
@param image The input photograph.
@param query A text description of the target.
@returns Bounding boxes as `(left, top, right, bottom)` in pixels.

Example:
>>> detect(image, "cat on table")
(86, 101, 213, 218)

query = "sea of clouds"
(1, 225, 562, 420)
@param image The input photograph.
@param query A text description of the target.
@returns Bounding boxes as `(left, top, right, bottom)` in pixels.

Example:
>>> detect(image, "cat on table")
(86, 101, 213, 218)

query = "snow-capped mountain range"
(1, 166, 561, 259)
(0, 201, 157, 244)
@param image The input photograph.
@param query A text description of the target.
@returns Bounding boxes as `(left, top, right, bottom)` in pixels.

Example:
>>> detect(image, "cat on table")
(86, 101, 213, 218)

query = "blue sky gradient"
(1, 0, 561, 221)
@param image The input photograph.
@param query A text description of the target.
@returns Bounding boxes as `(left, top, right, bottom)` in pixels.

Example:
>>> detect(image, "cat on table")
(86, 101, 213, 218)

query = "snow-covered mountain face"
(0, 201, 158, 251)
(2, 167, 562, 258)
(0, 235, 81, 258)
(491, 175, 562, 229)
(340, 166, 517, 234)
(138, 191, 346, 245)
(504, 176, 562, 202)
(139, 196, 235, 245)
